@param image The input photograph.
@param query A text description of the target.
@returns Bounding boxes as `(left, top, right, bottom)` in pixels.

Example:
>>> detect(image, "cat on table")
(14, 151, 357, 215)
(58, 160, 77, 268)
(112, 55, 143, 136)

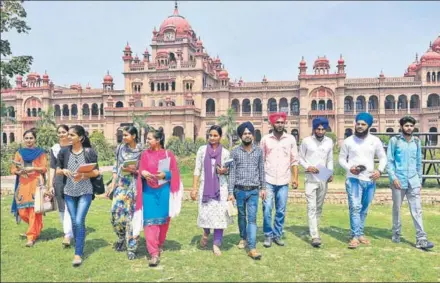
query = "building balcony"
(397, 108, 408, 114)
(344, 110, 354, 115)
(410, 108, 420, 113)
(369, 109, 379, 114)
(206, 111, 215, 117)
(19, 116, 39, 122)
(253, 111, 262, 116)
(426, 106, 440, 113)
(242, 112, 251, 117)
(385, 109, 395, 115)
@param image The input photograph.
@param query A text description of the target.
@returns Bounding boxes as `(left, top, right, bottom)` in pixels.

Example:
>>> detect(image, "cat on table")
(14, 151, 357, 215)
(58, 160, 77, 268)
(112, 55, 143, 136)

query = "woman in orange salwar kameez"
(10, 129, 48, 247)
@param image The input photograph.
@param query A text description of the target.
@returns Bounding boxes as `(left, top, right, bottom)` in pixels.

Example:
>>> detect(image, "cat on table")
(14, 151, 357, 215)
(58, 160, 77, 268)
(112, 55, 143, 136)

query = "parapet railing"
(371, 132, 440, 186)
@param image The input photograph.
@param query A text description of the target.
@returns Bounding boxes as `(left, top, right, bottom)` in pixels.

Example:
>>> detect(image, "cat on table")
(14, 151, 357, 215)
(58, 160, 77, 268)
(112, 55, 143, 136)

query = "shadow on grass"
(190, 232, 243, 251)
(83, 238, 110, 259)
(285, 225, 311, 245)
(134, 237, 182, 258)
(38, 228, 64, 241)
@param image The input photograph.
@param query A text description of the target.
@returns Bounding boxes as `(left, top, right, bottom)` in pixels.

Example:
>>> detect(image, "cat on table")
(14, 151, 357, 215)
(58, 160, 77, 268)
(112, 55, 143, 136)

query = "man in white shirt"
(299, 117, 334, 247)
(339, 112, 387, 249)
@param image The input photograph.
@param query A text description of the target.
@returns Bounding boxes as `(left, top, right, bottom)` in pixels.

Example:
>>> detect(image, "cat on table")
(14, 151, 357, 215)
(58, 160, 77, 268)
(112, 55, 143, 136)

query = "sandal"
(358, 236, 371, 245)
(213, 245, 222, 256)
(19, 233, 27, 239)
(348, 238, 360, 249)
(62, 237, 71, 248)
(200, 233, 209, 248)
(25, 240, 35, 247)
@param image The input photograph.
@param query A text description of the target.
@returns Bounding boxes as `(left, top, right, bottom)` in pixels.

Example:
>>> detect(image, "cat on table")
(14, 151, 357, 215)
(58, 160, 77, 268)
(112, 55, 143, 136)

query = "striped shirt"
(228, 144, 265, 194)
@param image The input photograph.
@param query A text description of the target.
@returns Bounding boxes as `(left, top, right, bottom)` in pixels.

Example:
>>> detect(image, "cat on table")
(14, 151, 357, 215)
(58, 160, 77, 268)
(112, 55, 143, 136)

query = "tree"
(89, 130, 115, 166)
(1, 1, 33, 89)
(217, 107, 237, 149)
(131, 112, 151, 146)
(35, 107, 57, 152)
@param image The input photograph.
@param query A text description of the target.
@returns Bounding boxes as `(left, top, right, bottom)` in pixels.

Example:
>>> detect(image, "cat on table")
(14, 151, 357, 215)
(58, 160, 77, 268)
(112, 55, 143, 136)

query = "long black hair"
(149, 126, 165, 148)
(70, 125, 91, 148)
(123, 126, 139, 143)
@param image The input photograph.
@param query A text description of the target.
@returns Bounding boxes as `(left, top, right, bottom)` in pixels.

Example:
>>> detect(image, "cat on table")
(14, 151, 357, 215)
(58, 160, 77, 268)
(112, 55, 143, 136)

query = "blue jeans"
(262, 183, 288, 239)
(235, 188, 259, 249)
(345, 178, 376, 238)
(65, 194, 93, 257)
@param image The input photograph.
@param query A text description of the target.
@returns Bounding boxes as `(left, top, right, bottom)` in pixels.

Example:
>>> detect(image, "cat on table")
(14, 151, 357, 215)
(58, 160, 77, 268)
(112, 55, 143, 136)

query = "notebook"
(77, 163, 97, 173)
(157, 151, 170, 185)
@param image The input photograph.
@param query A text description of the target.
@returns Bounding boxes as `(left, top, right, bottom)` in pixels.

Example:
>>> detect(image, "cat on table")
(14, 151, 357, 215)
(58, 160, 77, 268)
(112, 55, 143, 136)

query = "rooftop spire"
(173, 1, 179, 15)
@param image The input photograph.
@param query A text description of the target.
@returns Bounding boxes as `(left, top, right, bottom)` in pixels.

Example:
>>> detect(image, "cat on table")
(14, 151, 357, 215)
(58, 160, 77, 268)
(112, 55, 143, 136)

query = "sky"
(4, 1, 440, 89)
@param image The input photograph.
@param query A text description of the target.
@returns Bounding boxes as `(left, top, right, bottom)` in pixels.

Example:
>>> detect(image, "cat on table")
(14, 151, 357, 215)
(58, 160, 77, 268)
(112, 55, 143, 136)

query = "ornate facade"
(1, 4, 440, 146)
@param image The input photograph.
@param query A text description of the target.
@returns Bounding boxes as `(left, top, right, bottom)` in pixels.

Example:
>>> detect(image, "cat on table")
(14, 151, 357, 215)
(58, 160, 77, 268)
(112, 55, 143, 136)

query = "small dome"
(42, 72, 49, 80)
(421, 48, 440, 61)
(219, 69, 229, 78)
(159, 4, 193, 38)
(125, 43, 131, 51)
(313, 56, 330, 68)
(299, 56, 307, 66)
(338, 54, 345, 65)
(196, 39, 203, 46)
(103, 71, 113, 83)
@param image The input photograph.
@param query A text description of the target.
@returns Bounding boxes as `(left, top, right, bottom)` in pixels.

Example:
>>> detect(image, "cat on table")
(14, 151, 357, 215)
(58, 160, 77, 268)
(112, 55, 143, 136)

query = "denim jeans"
(391, 184, 427, 241)
(262, 183, 288, 239)
(235, 188, 259, 249)
(345, 178, 376, 238)
(65, 194, 93, 257)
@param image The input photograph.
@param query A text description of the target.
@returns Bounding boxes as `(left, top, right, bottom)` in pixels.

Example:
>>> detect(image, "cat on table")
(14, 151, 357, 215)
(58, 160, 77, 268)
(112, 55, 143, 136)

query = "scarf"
(135, 149, 181, 212)
(202, 144, 222, 203)
(11, 147, 45, 223)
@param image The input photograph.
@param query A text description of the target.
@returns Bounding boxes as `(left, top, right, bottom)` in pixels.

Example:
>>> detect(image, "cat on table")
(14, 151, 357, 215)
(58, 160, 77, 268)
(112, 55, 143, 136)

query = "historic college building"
(1, 4, 440, 146)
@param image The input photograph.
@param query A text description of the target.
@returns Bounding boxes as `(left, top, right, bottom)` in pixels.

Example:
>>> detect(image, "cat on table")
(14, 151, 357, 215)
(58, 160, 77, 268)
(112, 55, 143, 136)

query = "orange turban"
(269, 112, 287, 124)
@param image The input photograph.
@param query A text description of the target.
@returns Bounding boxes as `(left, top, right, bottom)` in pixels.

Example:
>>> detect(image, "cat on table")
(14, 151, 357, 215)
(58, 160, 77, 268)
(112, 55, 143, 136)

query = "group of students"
(10, 111, 434, 268)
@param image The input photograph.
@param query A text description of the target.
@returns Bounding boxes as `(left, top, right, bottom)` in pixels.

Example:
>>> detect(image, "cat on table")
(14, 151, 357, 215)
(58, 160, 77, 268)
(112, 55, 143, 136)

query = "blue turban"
(356, 112, 373, 127)
(237, 121, 255, 137)
(312, 117, 329, 130)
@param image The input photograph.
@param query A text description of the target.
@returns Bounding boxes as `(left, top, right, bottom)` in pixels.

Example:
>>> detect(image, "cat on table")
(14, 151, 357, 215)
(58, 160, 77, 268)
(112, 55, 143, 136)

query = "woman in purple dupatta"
(191, 125, 233, 256)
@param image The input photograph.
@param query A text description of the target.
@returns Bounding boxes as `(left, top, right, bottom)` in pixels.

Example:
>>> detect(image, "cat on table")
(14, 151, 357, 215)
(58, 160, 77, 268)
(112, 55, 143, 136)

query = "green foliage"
(36, 126, 57, 153)
(166, 137, 207, 157)
(1, 142, 20, 176)
(131, 112, 151, 145)
(1, 1, 33, 89)
(89, 130, 115, 166)
(217, 108, 237, 149)
(326, 132, 337, 144)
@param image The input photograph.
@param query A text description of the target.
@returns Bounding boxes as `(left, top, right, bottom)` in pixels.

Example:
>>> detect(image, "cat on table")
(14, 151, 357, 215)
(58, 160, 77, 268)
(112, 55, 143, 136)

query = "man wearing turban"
(299, 117, 334, 247)
(260, 112, 299, 248)
(338, 112, 387, 249)
(228, 121, 265, 260)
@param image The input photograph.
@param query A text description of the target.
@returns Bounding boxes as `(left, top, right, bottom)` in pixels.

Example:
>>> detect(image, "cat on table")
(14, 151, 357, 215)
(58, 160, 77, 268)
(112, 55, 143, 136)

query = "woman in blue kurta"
(133, 127, 181, 267)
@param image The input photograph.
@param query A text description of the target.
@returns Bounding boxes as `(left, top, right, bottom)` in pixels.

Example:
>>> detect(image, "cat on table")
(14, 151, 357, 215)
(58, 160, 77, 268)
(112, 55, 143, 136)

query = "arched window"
(32, 108, 37, 117)
(231, 99, 240, 114)
(291, 98, 299, 115)
(206, 99, 215, 114)
(9, 132, 15, 143)
(54, 105, 61, 117)
(7, 106, 15, 118)
(165, 83, 169, 91)
(279, 98, 288, 114)
(427, 93, 440, 107)
(427, 72, 431, 82)
(344, 96, 354, 111)
(433, 72, 436, 83)
(368, 96, 378, 110)
(318, 100, 326, 110)
(327, 100, 333, 110)
(161, 83, 165, 91)
(71, 104, 78, 116)
(62, 105, 69, 117)
(356, 96, 366, 111)
(171, 81, 176, 91)
(268, 98, 277, 113)
(397, 95, 408, 109)
(386, 128, 394, 133)
(242, 99, 251, 114)
(115, 101, 124, 108)
(2, 133, 7, 145)
(157, 83, 160, 91)
(385, 95, 396, 109)
(370, 128, 377, 133)
(151, 82, 155, 92)
(27, 108, 31, 117)
(91, 103, 99, 115)
(253, 99, 262, 114)
(100, 103, 104, 115)
(82, 104, 90, 116)
(311, 100, 317, 111)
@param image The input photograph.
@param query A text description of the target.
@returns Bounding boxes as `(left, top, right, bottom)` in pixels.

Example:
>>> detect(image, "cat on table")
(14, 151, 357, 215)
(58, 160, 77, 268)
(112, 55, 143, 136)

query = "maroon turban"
(269, 112, 287, 125)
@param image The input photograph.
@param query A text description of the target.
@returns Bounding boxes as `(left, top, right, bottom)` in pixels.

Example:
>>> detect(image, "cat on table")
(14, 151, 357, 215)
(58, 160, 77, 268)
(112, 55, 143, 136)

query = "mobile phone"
(356, 165, 367, 172)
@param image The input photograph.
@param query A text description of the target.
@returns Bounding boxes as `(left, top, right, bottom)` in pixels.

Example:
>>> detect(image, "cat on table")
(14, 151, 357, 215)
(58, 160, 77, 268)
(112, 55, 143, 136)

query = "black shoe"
(273, 237, 285, 246)
(416, 239, 434, 250)
(148, 256, 160, 267)
(263, 237, 272, 248)
(311, 238, 322, 247)
(127, 251, 136, 260)
(114, 241, 126, 252)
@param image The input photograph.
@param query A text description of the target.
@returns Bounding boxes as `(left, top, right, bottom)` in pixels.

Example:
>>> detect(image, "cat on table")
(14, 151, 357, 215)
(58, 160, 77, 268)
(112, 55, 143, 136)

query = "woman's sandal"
(213, 245, 222, 256)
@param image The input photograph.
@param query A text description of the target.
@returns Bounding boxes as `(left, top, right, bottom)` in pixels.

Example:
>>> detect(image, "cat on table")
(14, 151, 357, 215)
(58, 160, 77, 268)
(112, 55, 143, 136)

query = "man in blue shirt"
(386, 116, 434, 250)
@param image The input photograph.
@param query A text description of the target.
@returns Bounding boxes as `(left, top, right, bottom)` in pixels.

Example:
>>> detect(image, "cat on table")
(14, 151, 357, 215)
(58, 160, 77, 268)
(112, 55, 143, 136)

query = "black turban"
(237, 121, 255, 138)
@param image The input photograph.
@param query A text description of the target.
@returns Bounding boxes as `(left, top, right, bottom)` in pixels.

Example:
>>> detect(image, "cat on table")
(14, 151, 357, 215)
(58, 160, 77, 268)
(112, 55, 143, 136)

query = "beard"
(314, 133, 325, 141)
(242, 139, 252, 146)
(402, 129, 413, 136)
(355, 127, 369, 138)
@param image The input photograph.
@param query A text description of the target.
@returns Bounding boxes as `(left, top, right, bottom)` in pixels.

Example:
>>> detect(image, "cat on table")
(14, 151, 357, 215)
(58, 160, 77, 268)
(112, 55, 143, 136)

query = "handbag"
(227, 200, 238, 217)
(34, 175, 57, 214)
(90, 174, 105, 195)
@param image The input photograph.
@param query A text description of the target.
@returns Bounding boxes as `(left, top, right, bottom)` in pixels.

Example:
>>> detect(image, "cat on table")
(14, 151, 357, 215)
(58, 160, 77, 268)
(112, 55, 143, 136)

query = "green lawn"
(1, 196, 439, 282)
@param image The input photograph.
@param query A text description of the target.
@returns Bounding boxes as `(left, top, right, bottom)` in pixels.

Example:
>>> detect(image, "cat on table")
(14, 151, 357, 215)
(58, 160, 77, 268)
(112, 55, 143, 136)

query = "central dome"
(158, 4, 193, 37)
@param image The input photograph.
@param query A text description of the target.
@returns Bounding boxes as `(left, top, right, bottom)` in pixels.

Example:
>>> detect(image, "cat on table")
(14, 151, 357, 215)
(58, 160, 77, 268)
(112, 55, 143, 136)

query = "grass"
(1, 196, 439, 282)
